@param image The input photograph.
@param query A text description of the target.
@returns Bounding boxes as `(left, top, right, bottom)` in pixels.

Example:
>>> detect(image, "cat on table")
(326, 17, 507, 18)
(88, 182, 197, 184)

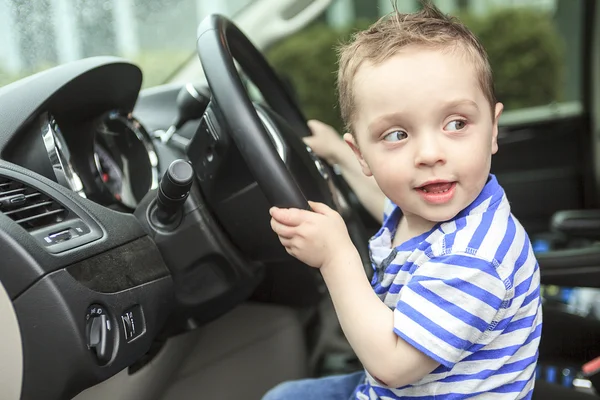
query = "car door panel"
(493, 116, 590, 235)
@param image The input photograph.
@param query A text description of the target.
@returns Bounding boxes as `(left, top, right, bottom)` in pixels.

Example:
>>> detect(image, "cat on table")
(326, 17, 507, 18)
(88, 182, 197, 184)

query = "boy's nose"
(414, 135, 446, 167)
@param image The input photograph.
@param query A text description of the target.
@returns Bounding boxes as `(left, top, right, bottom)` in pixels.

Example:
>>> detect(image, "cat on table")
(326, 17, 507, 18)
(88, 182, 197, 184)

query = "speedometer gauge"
(92, 111, 158, 209)
(93, 144, 123, 200)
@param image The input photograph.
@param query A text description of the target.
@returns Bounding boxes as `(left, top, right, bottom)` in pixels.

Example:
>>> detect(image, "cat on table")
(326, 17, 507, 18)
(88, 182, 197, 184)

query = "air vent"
(0, 176, 68, 231)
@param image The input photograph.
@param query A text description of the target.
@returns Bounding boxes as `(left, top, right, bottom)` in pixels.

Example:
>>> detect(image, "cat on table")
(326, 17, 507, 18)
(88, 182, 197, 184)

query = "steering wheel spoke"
(186, 102, 231, 184)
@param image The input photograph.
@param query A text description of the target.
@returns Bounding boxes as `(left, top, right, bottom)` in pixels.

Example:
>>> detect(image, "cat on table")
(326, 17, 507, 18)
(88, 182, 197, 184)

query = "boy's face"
(346, 46, 503, 226)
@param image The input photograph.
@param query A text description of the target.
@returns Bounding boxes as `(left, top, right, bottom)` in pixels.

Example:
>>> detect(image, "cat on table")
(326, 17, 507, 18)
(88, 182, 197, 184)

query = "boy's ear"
(343, 133, 373, 177)
(491, 102, 504, 155)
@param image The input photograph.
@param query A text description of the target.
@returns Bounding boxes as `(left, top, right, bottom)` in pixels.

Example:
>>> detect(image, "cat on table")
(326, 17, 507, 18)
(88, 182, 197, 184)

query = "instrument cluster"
(43, 110, 159, 210)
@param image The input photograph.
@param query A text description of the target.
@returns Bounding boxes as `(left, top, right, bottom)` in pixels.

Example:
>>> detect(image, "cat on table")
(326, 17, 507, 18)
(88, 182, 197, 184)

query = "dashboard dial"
(93, 143, 123, 200)
(92, 111, 158, 209)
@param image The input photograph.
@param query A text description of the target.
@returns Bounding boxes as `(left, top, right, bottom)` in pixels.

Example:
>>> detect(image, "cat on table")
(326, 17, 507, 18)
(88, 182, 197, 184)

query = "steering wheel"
(194, 14, 372, 275)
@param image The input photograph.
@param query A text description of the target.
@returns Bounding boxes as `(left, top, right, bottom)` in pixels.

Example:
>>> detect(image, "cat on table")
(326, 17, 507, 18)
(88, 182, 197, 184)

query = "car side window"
(267, 0, 584, 130)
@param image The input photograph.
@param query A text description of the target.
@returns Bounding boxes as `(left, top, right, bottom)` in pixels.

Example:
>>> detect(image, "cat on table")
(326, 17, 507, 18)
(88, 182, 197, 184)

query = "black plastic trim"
(551, 209, 600, 239)
(67, 236, 170, 293)
(14, 269, 173, 400)
(0, 58, 141, 156)
(0, 160, 146, 299)
(135, 183, 264, 308)
(539, 246, 600, 288)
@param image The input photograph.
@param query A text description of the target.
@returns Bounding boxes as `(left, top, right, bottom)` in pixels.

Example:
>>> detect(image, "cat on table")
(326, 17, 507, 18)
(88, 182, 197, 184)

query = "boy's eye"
(444, 120, 467, 131)
(383, 130, 408, 142)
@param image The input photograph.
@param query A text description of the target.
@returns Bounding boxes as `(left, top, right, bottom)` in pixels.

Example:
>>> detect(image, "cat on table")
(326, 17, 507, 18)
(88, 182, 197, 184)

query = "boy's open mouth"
(416, 181, 455, 193)
(415, 181, 457, 204)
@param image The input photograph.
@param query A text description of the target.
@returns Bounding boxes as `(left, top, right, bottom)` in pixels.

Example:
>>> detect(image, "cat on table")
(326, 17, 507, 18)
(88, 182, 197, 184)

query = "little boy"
(265, 2, 542, 399)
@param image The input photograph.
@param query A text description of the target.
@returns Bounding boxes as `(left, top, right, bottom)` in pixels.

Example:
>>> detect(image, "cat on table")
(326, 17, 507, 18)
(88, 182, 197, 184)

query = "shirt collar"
(454, 174, 505, 219)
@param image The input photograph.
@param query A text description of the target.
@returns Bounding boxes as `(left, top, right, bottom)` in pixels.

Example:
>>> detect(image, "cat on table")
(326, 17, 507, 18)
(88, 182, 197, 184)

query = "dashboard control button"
(85, 305, 113, 364)
(39, 220, 92, 247)
(45, 229, 72, 244)
(121, 305, 144, 342)
(71, 219, 90, 235)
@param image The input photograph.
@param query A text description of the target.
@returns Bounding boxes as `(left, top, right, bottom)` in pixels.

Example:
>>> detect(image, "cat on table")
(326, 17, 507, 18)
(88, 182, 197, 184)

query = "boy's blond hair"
(337, 1, 496, 133)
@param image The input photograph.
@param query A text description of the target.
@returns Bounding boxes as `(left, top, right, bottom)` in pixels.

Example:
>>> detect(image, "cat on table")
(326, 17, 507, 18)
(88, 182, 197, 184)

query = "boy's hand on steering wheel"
(270, 201, 355, 269)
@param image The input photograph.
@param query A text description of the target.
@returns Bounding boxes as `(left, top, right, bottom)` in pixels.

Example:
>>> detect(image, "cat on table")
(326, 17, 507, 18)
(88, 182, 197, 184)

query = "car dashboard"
(0, 57, 263, 400)
(3, 59, 159, 211)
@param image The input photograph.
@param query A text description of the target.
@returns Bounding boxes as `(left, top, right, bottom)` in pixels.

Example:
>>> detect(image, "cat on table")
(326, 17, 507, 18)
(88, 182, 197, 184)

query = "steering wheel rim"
(196, 14, 310, 210)
(196, 14, 374, 277)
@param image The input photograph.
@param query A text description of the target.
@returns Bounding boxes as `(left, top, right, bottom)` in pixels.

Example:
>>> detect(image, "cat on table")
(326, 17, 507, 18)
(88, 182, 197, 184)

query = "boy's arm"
(323, 249, 511, 390)
(270, 204, 510, 388)
(304, 120, 386, 223)
(271, 203, 438, 387)
(322, 247, 440, 388)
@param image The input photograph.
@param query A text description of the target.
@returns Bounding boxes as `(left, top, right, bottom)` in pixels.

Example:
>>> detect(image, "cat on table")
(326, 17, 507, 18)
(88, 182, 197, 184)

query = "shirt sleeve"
(393, 253, 508, 368)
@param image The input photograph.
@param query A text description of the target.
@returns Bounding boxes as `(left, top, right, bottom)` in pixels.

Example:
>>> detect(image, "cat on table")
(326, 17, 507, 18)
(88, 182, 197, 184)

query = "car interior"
(1, 0, 600, 399)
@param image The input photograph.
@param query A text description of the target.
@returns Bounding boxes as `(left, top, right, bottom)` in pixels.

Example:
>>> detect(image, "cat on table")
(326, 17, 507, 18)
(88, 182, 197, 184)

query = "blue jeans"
(262, 371, 366, 400)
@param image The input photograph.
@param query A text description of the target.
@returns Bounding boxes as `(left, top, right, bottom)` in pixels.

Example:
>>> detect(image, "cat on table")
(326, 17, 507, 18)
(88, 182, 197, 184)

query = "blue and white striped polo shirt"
(355, 175, 542, 399)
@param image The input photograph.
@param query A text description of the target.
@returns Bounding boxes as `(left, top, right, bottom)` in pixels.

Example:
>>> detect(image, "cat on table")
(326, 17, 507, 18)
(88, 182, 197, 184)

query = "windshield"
(0, 0, 255, 89)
